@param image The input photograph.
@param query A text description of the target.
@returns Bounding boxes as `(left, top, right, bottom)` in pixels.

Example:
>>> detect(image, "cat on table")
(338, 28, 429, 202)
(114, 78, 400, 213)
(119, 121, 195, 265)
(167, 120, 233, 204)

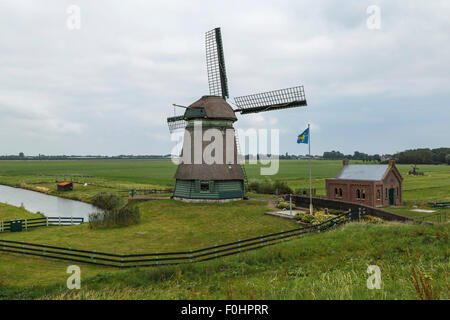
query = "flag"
(297, 128, 309, 144)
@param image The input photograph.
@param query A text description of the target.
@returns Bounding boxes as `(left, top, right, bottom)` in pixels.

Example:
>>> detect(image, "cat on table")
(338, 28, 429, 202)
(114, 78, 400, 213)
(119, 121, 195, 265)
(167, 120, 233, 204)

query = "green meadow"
(0, 200, 296, 254)
(0, 159, 449, 299)
(0, 159, 449, 198)
(0, 159, 448, 210)
(0, 221, 448, 300)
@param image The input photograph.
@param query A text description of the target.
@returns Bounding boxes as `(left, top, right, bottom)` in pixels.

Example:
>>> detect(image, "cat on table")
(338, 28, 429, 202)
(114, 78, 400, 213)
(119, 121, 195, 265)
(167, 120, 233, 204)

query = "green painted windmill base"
(173, 179, 245, 202)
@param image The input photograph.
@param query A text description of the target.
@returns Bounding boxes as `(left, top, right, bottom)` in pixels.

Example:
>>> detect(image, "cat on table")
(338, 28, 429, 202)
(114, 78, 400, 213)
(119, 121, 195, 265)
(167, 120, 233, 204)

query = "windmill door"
(389, 188, 395, 205)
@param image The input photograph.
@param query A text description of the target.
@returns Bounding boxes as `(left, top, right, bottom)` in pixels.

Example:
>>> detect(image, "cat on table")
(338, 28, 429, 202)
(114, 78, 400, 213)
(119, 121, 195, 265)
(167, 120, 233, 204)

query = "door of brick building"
(389, 188, 395, 205)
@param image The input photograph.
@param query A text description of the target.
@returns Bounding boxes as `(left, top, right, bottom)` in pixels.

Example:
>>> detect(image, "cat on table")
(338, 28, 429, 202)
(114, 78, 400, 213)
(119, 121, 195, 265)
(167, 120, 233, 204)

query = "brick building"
(325, 160, 403, 207)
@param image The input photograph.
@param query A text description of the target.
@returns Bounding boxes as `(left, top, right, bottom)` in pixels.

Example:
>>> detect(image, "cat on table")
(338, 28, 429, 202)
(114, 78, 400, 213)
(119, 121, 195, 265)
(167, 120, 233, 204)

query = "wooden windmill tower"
(167, 28, 308, 202)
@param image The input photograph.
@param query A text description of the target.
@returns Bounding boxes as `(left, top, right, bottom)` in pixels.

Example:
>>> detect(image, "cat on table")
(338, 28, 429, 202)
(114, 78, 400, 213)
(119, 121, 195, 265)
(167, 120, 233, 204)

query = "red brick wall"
(326, 180, 376, 207)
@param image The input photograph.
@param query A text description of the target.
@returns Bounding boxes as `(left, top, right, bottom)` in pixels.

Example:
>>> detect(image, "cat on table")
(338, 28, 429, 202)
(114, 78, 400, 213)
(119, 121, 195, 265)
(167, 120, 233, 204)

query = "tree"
(19, 152, 24, 158)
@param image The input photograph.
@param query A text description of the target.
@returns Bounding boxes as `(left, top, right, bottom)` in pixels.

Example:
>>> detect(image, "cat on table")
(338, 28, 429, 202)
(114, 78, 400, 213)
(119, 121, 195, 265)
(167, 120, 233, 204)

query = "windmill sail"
(167, 115, 187, 133)
(233, 86, 307, 114)
(205, 28, 229, 99)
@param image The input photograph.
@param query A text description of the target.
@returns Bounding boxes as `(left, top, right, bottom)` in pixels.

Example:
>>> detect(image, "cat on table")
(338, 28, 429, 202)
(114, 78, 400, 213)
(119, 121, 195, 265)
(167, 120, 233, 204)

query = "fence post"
(92, 250, 96, 263)
(46, 217, 49, 227)
(260, 235, 263, 247)
(189, 250, 192, 263)
(1, 221, 3, 232)
(25, 219, 28, 231)
(22, 241, 24, 255)
(238, 240, 241, 253)
(59, 216, 61, 226)
(215, 244, 218, 258)
(43, 245, 46, 256)
(71, 216, 73, 225)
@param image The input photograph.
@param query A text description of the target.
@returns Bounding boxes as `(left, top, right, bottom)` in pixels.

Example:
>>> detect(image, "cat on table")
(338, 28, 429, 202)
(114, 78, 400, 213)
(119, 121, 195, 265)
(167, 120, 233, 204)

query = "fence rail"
(100, 188, 173, 196)
(417, 211, 448, 223)
(0, 217, 84, 233)
(0, 211, 361, 268)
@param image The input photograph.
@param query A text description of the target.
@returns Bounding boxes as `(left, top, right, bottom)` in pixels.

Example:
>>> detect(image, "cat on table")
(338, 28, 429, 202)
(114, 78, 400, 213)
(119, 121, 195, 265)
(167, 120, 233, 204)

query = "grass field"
(0, 159, 449, 300)
(0, 222, 448, 299)
(0, 159, 448, 221)
(0, 200, 296, 254)
(0, 159, 449, 203)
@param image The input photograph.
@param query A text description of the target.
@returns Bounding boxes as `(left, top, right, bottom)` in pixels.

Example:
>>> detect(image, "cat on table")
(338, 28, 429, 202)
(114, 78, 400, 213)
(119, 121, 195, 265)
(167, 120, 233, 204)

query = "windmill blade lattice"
(233, 86, 307, 114)
(205, 28, 229, 99)
(167, 116, 187, 133)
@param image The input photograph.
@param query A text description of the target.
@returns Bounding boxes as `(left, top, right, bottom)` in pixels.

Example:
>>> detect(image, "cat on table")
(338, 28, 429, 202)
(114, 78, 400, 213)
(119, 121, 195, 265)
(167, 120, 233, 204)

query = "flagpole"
(308, 123, 313, 215)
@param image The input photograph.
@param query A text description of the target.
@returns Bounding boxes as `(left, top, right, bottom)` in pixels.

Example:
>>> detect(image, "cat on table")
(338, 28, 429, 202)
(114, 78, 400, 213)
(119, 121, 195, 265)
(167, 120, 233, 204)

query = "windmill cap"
(187, 96, 237, 121)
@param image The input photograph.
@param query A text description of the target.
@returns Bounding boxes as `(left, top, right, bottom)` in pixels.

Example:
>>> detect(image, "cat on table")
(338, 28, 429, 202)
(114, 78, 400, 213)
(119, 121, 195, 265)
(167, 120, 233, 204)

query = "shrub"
(247, 180, 293, 195)
(89, 205, 141, 229)
(273, 181, 293, 195)
(327, 209, 344, 216)
(89, 193, 140, 228)
(294, 211, 337, 225)
(361, 215, 383, 224)
(277, 201, 291, 210)
(294, 212, 315, 224)
(91, 194, 124, 211)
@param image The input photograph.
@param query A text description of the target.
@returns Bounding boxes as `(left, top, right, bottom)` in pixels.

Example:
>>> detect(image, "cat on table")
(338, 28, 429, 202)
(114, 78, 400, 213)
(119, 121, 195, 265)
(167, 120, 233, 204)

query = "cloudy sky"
(0, 0, 449, 156)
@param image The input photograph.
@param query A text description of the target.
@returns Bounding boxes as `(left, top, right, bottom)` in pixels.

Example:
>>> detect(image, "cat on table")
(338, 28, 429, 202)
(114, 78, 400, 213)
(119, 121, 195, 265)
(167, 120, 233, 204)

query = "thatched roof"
(188, 96, 237, 121)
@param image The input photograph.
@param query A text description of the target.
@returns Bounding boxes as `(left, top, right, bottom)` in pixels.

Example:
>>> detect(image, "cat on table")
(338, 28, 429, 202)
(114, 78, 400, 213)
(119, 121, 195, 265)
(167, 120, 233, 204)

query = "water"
(0, 184, 100, 221)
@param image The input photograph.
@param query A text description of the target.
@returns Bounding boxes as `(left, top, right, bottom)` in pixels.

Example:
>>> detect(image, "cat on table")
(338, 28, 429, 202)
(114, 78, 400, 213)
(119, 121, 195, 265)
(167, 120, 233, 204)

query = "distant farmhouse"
(325, 160, 403, 207)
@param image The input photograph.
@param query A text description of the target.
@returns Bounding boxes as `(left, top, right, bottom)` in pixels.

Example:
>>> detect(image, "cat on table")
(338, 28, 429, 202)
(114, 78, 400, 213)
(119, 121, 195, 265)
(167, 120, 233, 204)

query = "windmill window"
(376, 190, 381, 200)
(356, 189, 361, 199)
(385, 188, 388, 200)
(362, 189, 366, 199)
(339, 188, 343, 197)
(334, 188, 338, 197)
(200, 181, 210, 192)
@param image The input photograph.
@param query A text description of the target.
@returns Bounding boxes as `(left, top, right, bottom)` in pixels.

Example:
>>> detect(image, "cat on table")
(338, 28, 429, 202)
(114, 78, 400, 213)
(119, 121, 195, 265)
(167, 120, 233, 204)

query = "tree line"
(322, 148, 450, 164)
(393, 148, 450, 164)
(322, 150, 384, 162)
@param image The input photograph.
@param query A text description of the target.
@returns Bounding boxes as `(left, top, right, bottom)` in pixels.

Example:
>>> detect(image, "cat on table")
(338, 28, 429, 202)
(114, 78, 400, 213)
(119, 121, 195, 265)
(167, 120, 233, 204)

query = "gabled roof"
(58, 181, 72, 186)
(335, 164, 389, 181)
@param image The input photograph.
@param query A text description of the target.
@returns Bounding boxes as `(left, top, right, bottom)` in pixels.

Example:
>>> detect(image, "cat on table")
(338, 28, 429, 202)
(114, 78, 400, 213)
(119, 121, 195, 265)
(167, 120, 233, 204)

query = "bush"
(361, 215, 383, 224)
(273, 181, 293, 195)
(327, 209, 344, 216)
(247, 180, 293, 195)
(89, 193, 140, 228)
(277, 201, 291, 210)
(91, 194, 124, 211)
(89, 205, 140, 228)
(294, 212, 315, 224)
(294, 211, 338, 225)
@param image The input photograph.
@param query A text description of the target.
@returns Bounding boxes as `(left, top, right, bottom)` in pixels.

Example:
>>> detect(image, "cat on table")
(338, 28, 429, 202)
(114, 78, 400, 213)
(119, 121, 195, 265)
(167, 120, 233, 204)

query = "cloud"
(0, 0, 448, 156)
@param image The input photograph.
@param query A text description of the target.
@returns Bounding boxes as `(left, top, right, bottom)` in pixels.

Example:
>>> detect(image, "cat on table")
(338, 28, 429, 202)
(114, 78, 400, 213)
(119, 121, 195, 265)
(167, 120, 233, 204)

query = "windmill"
(167, 27, 308, 202)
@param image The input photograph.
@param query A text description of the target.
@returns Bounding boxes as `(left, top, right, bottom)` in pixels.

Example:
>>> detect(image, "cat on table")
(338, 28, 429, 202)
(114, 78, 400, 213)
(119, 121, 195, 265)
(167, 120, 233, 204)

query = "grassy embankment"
(0, 203, 44, 221)
(0, 221, 448, 299)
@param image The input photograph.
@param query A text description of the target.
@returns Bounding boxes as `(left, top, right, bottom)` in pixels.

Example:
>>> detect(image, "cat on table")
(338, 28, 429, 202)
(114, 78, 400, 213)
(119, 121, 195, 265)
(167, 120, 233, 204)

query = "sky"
(0, 0, 449, 156)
